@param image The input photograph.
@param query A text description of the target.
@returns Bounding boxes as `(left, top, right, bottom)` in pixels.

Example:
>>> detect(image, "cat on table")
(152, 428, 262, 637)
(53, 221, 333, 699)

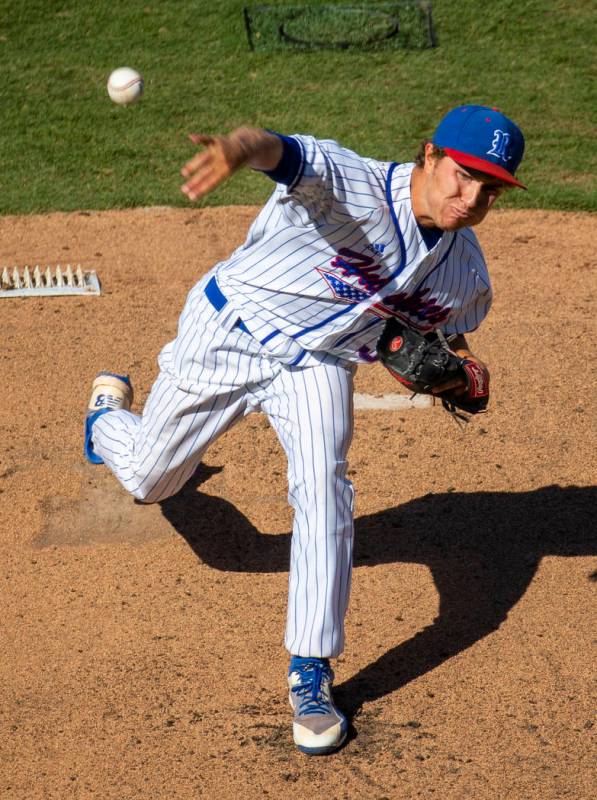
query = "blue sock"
(289, 655, 330, 672)
(84, 407, 113, 464)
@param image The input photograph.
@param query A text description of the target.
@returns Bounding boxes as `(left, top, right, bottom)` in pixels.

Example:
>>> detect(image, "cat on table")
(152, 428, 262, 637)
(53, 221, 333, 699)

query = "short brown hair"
(414, 141, 512, 190)
(415, 140, 446, 167)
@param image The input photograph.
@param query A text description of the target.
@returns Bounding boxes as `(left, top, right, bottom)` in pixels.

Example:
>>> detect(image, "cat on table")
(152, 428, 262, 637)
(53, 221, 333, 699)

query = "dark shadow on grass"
(160, 469, 596, 717)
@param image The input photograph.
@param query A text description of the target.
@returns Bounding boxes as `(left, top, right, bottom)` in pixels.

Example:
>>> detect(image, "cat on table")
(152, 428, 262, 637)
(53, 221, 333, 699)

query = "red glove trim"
(386, 369, 416, 389)
(462, 359, 489, 399)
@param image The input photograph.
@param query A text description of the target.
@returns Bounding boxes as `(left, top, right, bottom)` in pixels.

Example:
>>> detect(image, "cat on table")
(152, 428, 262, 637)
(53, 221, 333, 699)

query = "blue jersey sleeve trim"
(262, 133, 304, 187)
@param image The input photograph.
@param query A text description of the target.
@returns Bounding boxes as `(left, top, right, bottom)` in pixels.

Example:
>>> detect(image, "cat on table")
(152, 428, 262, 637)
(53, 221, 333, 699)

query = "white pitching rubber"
(353, 392, 434, 410)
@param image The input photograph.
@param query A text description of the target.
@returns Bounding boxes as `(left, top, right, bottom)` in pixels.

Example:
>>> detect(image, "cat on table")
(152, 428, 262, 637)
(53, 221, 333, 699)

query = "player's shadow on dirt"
(160, 472, 595, 718)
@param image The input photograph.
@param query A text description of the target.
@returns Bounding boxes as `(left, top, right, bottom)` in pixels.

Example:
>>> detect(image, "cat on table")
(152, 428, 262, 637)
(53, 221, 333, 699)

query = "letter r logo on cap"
(487, 129, 512, 162)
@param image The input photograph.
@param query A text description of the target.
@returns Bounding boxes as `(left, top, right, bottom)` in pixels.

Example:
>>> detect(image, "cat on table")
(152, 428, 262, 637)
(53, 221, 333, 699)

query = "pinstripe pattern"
(261, 362, 355, 657)
(215, 135, 492, 366)
(90, 132, 495, 660)
(92, 284, 355, 656)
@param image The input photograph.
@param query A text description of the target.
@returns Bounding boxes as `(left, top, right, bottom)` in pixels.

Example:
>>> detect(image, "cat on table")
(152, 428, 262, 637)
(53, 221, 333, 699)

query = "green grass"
(244, 2, 434, 51)
(0, 0, 595, 213)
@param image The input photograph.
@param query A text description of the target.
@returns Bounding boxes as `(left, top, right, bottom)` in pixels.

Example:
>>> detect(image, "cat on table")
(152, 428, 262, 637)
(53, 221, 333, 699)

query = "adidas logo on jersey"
(367, 242, 386, 254)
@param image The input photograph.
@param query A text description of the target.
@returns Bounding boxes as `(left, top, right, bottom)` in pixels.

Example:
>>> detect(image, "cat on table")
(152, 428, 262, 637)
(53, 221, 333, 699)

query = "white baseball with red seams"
(107, 67, 144, 106)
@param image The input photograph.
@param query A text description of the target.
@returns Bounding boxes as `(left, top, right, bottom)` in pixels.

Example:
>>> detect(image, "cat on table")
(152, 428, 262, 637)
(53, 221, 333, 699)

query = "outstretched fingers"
(188, 133, 214, 147)
(181, 135, 235, 201)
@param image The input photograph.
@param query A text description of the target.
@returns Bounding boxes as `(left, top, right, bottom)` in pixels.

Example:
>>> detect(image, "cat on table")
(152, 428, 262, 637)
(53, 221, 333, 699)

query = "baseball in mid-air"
(107, 67, 144, 106)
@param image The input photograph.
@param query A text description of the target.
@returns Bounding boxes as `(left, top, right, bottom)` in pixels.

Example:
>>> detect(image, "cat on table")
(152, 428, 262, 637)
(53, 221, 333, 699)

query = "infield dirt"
(0, 207, 595, 799)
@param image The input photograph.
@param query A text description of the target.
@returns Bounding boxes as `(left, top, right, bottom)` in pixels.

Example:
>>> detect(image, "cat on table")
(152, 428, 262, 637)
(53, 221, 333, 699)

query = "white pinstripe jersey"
(214, 134, 492, 366)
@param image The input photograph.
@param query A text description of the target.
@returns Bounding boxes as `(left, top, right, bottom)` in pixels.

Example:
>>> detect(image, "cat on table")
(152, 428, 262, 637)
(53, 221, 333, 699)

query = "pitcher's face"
(422, 146, 507, 231)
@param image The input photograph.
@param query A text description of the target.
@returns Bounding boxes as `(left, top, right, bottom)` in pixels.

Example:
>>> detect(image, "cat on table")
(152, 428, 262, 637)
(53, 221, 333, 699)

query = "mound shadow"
(160, 469, 596, 717)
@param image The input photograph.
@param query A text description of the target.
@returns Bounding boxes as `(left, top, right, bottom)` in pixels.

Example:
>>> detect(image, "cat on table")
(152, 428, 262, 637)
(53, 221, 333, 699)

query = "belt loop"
(204, 275, 228, 312)
(205, 275, 250, 335)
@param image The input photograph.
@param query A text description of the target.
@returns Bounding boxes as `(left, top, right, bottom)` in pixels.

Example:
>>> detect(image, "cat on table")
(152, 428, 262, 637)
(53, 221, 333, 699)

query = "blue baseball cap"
(432, 105, 526, 189)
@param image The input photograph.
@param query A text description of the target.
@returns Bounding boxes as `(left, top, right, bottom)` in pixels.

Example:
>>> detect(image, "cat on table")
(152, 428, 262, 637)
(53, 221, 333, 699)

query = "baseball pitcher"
(84, 105, 526, 755)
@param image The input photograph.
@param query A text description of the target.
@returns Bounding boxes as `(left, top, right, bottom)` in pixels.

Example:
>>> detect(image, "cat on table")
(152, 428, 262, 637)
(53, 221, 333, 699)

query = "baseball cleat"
(288, 656, 347, 755)
(84, 371, 133, 464)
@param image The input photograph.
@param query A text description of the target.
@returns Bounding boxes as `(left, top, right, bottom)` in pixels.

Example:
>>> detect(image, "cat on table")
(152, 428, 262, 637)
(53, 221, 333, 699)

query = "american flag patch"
(318, 270, 371, 303)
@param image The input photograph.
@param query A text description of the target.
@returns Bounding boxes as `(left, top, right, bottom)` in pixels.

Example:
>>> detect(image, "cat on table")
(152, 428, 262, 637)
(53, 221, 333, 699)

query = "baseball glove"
(377, 318, 490, 421)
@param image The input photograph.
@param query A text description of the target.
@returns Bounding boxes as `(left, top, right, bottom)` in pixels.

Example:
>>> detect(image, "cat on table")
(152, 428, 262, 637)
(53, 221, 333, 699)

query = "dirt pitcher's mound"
(0, 207, 595, 800)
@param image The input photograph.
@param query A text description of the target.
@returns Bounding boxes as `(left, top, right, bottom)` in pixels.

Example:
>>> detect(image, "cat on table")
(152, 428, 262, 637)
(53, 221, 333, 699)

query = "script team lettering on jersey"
(324, 247, 452, 325)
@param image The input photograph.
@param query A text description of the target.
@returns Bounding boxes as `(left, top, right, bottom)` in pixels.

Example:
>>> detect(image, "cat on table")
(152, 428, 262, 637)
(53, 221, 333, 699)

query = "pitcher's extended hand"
(181, 127, 282, 201)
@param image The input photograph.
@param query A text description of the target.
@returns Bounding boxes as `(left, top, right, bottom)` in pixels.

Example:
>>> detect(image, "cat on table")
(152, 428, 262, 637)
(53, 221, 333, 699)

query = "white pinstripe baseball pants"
(92, 277, 356, 657)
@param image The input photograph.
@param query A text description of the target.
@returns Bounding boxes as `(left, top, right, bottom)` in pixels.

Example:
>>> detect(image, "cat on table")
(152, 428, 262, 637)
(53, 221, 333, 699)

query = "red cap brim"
(444, 147, 527, 189)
